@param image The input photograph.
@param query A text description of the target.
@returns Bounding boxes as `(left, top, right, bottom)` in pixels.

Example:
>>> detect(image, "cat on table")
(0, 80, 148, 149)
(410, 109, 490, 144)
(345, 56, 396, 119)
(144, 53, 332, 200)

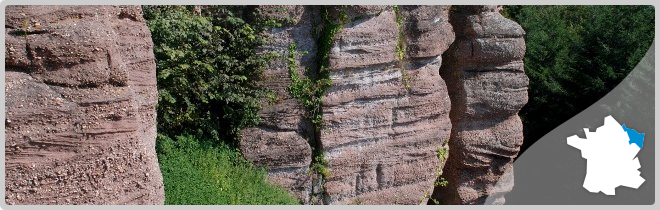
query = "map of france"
(567, 115, 645, 195)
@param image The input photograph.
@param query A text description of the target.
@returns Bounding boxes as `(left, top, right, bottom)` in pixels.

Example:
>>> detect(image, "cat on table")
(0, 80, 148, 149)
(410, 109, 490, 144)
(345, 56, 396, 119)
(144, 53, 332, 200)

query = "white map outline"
(567, 115, 645, 195)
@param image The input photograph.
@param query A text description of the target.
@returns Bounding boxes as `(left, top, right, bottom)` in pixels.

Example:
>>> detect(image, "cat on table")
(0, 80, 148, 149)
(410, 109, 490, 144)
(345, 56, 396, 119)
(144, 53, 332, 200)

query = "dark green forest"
(143, 5, 655, 204)
(503, 5, 654, 153)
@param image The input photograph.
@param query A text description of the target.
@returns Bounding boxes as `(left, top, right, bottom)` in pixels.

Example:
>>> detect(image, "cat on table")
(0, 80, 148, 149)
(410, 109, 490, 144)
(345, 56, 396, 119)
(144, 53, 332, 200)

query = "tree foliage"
(503, 6, 654, 152)
(143, 6, 272, 144)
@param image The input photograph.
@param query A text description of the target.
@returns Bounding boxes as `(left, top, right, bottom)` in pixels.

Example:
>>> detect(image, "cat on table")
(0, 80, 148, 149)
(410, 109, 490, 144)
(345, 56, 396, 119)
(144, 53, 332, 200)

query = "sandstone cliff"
(4, 6, 164, 204)
(240, 5, 528, 205)
(3, 5, 528, 205)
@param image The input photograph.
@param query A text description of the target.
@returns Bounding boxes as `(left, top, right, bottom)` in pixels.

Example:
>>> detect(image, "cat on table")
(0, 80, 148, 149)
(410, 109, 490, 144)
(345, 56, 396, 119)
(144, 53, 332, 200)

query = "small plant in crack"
(423, 141, 449, 204)
(392, 5, 411, 92)
(419, 190, 441, 205)
(437, 145, 448, 162)
(310, 153, 331, 179)
(434, 141, 449, 181)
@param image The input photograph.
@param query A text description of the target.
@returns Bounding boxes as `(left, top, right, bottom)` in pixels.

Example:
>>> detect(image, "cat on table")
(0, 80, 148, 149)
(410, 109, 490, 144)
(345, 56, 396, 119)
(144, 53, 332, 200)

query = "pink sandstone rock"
(239, 5, 316, 203)
(4, 5, 530, 206)
(320, 5, 454, 204)
(4, 5, 163, 204)
(431, 5, 529, 205)
(238, 5, 528, 205)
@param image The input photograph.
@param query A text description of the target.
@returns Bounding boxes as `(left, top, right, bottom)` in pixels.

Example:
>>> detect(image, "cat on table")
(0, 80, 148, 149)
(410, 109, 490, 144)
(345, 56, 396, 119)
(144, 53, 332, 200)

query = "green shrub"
(156, 134, 300, 205)
(143, 6, 273, 144)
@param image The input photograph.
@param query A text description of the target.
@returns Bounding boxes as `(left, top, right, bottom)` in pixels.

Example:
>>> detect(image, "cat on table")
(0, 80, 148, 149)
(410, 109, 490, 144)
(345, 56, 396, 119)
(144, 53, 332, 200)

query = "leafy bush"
(156, 134, 300, 205)
(503, 6, 654, 152)
(143, 6, 272, 143)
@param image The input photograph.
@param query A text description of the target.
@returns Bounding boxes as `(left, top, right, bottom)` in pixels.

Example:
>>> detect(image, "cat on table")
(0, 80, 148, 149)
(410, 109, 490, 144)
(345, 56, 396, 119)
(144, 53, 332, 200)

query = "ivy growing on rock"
(287, 42, 328, 127)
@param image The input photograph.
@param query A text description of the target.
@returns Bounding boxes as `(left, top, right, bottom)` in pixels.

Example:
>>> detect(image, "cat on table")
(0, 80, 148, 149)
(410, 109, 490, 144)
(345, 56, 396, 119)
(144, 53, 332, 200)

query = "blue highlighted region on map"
(567, 116, 646, 195)
(622, 124, 644, 148)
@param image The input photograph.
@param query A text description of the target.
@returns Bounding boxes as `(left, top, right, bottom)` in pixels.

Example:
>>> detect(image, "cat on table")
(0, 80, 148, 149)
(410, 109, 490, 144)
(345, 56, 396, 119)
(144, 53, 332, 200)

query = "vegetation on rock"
(285, 6, 347, 201)
(392, 5, 411, 91)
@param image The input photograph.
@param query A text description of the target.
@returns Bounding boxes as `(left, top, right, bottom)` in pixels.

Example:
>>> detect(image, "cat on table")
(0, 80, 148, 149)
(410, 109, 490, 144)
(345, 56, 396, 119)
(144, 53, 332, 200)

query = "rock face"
(3, 5, 528, 206)
(240, 5, 528, 205)
(239, 5, 318, 203)
(431, 5, 528, 205)
(240, 5, 461, 205)
(4, 6, 164, 204)
(320, 6, 453, 205)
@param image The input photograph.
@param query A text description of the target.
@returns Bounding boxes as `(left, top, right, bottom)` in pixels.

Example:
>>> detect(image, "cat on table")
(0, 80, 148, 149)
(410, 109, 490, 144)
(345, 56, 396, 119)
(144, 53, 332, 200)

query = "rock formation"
(4, 5, 164, 204)
(320, 5, 453, 205)
(240, 5, 460, 205)
(240, 5, 528, 205)
(239, 5, 318, 203)
(431, 5, 528, 204)
(4, 5, 528, 205)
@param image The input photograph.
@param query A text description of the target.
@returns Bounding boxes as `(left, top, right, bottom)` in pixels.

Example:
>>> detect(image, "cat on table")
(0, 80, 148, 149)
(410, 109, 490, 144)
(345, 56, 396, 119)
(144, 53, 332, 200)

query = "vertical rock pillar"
(4, 5, 164, 204)
(432, 5, 529, 205)
(320, 6, 454, 204)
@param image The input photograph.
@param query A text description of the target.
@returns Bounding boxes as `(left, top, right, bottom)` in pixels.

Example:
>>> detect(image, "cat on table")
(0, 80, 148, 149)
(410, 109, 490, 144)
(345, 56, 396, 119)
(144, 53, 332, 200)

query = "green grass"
(156, 134, 300, 205)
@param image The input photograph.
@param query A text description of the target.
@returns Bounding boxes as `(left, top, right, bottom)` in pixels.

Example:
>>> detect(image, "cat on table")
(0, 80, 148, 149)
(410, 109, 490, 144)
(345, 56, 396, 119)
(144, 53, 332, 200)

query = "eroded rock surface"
(239, 5, 317, 203)
(4, 5, 529, 206)
(241, 5, 527, 205)
(431, 5, 528, 205)
(320, 5, 454, 205)
(4, 5, 164, 204)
